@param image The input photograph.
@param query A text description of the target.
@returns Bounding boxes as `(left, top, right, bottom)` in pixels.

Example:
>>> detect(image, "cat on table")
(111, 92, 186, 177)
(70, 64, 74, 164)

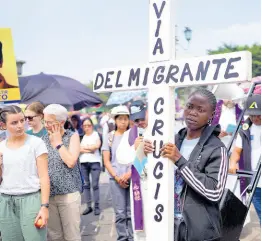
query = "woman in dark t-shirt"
(25, 102, 47, 138)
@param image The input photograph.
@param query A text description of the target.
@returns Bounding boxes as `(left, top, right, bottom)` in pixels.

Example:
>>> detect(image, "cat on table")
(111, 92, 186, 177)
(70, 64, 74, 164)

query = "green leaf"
(208, 43, 261, 77)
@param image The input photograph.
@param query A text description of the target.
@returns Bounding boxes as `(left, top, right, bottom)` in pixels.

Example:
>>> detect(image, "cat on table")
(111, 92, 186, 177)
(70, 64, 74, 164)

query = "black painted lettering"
(180, 63, 193, 82)
(154, 183, 161, 200)
(165, 64, 179, 83)
(94, 73, 104, 90)
(128, 68, 141, 87)
(152, 119, 164, 136)
(153, 66, 165, 84)
(143, 67, 150, 86)
(115, 70, 123, 88)
(153, 162, 163, 179)
(155, 20, 161, 37)
(224, 57, 241, 79)
(154, 204, 164, 222)
(154, 97, 164, 115)
(212, 58, 227, 80)
(153, 38, 164, 55)
(105, 71, 114, 89)
(196, 61, 210, 81)
(153, 140, 164, 158)
(153, 1, 166, 18)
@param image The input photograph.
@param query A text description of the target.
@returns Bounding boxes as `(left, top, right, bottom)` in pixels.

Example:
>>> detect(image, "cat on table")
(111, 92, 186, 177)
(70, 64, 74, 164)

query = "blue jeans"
(110, 179, 133, 241)
(252, 187, 261, 223)
(81, 162, 101, 208)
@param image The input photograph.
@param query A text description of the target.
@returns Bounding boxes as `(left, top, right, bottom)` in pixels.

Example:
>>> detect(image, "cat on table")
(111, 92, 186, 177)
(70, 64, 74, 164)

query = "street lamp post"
(184, 27, 192, 42)
(174, 26, 193, 110)
(175, 25, 192, 58)
(16, 60, 26, 76)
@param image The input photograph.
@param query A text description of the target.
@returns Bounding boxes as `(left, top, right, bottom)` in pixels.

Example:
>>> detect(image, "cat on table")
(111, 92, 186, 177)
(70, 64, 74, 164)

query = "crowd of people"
(0, 84, 260, 241)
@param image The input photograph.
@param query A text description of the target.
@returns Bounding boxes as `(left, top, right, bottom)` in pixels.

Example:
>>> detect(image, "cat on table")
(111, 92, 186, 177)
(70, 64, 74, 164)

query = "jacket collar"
(176, 124, 221, 150)
(175, 124, 221, 163)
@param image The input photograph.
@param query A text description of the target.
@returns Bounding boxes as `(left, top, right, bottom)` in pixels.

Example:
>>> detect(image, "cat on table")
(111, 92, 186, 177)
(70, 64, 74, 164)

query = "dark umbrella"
(19, 73, 102, 110)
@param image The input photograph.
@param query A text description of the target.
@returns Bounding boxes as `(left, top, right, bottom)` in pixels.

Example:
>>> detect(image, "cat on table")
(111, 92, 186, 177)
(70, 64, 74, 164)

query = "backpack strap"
(108, 130, 116, 148)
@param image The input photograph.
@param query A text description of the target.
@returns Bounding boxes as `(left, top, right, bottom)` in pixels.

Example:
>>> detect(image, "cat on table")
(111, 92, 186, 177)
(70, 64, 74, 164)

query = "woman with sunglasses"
(80, 117, 101, 215)
(25, 102, 47, 138)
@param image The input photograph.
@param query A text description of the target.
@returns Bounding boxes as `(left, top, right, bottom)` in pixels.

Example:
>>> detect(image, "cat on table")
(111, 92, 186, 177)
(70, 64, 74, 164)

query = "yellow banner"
(0, 28, 21, 102)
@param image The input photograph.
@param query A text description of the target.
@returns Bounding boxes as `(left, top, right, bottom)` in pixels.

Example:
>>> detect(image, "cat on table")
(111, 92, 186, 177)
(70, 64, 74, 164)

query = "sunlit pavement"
(80, 172, 261, 241)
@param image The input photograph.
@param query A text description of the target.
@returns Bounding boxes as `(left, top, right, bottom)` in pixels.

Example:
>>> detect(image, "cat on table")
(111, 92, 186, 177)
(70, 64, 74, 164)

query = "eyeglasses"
(25, 116, 37, 121)
(44, 120, 57, 126)
(83, 124, 92, 127)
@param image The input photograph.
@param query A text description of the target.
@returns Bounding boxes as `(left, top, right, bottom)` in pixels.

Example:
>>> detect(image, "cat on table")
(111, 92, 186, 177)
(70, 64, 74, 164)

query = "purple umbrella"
(19, 73, 102, 110)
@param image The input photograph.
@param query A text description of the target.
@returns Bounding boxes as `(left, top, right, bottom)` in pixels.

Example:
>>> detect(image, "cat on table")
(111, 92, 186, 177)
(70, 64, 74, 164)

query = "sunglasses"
(25, 116, 37, 121)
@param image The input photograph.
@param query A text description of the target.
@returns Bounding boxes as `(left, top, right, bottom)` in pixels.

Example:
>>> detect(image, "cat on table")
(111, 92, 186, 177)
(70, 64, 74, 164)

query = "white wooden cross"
(93, 1, 252, 240)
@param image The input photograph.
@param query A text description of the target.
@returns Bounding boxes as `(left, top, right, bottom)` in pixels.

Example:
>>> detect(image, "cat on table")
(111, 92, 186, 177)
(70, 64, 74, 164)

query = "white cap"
(212, 83, 246, 101)
(111, 105, 130, 119)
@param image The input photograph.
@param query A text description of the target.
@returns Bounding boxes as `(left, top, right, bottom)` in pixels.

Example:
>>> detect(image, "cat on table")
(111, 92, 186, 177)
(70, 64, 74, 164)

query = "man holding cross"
(116, 100, 150, 241)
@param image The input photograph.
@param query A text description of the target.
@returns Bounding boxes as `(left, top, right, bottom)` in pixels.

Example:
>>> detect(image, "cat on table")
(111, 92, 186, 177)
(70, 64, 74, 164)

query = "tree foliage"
(208, 43, 261, 77)
(86, 81, 111, 105)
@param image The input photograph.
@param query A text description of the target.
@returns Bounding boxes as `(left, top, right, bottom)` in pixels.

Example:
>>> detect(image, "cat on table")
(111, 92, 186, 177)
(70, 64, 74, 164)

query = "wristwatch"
(56, 143, 64, 150)
(41, 203, 49, 208)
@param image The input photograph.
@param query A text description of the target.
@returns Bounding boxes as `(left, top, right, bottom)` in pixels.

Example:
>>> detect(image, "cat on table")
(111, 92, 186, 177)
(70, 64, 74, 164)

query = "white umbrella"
(106, 90, 147, 106)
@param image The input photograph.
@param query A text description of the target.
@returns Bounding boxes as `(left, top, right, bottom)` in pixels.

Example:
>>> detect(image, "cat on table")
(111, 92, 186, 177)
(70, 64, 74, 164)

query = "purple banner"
(129, 126, 138, 146)
(212, 100, 242, 126)
(131, 165, 144, 231)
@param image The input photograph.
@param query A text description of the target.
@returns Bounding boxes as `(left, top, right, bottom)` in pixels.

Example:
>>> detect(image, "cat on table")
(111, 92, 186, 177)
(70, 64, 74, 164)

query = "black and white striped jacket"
(175, 125, 228, 241)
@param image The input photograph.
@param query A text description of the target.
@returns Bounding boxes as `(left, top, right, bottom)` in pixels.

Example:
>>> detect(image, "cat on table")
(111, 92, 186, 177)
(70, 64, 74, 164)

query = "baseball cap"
(245, 94, 261, 115)
(130, 100, 147, 121)
(111, 105, 130, 119)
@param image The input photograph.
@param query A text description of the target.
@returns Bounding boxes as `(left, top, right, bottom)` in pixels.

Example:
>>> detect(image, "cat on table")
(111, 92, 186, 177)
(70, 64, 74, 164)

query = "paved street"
(0, 172, 258, 241)
(81, 172, 116, 241)
(240, 205, 261, 241)
(81, 172, 260, 241)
